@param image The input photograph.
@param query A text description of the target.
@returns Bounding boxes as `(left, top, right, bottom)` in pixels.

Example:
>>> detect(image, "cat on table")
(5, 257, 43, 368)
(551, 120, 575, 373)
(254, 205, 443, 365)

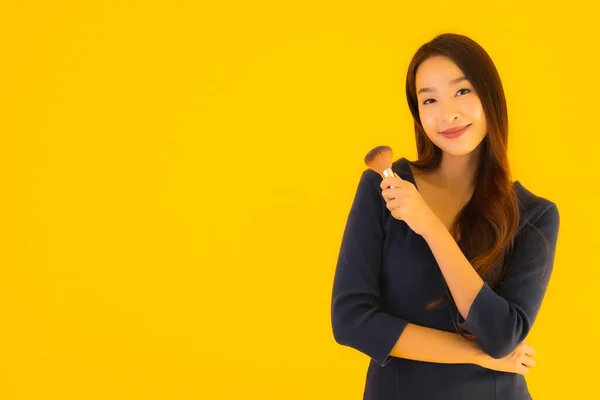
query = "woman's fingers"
(380, 176, 408, 191)
(382, 189, 400, 201)
(517, 364, 530, 375)
(522, 356, 537, 368)
(385, 198, 401, 211)
(382, 182, 412, 200)
(523, 344, 536, 356)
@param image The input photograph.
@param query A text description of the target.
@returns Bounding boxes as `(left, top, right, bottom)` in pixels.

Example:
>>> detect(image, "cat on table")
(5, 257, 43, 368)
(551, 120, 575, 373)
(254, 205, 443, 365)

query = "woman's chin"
(439, 141, 482, 157)
(440, 134, 486, 157)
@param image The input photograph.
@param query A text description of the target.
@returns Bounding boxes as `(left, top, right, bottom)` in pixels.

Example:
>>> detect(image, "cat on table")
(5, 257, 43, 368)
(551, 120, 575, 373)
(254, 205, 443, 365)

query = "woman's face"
(415, 55, 487, 157)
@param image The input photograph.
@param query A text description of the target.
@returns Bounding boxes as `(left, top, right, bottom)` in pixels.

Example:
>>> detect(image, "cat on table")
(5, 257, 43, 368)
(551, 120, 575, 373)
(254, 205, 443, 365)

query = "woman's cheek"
(420, 110, 439, 137)
(462, 97, 484, 120)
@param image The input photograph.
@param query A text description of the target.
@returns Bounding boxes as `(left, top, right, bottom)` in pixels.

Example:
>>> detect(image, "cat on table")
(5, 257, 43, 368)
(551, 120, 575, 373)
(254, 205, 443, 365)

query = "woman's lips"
(440, 124, 471, 139)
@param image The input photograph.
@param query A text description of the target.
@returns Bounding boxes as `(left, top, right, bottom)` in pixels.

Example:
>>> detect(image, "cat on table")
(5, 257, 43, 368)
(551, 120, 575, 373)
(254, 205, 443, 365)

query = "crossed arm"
(331, 170, 560, 368)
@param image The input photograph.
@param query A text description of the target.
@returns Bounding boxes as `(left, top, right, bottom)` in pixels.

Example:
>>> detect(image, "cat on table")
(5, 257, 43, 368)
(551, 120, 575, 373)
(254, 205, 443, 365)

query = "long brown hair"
(405, 33, 520, 339)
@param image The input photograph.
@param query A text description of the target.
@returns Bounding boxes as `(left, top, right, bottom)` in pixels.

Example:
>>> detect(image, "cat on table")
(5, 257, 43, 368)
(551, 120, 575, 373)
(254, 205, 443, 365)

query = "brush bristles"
(364, 145, 393, 175)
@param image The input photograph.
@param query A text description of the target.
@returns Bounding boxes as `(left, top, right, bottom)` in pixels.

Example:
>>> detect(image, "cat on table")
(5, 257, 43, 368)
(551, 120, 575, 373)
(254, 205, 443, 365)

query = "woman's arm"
(422, 204, 560, 359)
(420, 221, 485, 328)
(391, 323, 535, 374)
(332, 169, 488, 367)
(379, 172, 560, 360)
(331, 169, 409, 367)
(390, 322, 483, 364)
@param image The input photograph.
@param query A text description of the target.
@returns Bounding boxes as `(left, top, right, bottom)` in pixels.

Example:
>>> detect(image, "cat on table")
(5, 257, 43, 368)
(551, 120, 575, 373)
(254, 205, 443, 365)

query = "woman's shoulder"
(513, 180, 559, 232)
(359, 156, 411, 187)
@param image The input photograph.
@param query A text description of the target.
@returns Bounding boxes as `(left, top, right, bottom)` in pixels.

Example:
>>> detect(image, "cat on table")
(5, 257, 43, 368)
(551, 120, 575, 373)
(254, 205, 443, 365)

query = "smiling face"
(415, 55, 488, 157)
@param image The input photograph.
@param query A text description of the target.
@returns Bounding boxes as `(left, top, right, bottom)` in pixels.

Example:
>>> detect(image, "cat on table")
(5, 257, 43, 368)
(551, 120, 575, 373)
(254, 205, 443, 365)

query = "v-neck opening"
(399, 157, 419, 191)
(399, 157, 521, 194)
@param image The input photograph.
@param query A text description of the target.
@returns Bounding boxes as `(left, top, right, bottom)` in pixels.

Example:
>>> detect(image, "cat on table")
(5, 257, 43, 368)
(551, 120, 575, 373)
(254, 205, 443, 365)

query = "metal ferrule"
(382, 168, 394, 179)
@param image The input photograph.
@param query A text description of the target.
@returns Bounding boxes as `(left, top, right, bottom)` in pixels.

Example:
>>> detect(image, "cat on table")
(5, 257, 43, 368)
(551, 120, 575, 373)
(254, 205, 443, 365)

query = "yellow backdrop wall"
(0, 1, 597, 399)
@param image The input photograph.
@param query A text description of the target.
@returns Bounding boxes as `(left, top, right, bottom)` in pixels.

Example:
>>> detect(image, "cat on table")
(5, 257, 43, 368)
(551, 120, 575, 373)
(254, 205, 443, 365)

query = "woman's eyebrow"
(417, 76, 468, 95)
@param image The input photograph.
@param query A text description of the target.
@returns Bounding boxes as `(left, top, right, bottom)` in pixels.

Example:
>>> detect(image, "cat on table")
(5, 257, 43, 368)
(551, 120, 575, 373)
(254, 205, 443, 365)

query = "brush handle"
(382, 168, 395, 188)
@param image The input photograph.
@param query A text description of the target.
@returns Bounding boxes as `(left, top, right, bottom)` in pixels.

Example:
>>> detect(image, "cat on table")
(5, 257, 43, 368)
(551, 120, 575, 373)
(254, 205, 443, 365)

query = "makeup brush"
(364, 145, 396, 188)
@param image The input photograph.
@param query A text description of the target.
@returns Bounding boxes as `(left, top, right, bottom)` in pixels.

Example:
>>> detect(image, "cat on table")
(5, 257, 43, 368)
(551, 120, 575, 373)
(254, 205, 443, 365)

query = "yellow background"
(0, 1, 597, 398)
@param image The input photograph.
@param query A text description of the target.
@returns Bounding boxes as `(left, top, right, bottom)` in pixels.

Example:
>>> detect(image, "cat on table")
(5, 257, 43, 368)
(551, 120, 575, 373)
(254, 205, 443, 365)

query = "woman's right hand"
(477, 341, 537, 375)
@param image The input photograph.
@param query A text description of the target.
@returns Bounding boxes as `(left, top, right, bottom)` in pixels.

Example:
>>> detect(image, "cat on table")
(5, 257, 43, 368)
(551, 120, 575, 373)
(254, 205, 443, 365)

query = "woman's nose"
(441, 104, 460, 123)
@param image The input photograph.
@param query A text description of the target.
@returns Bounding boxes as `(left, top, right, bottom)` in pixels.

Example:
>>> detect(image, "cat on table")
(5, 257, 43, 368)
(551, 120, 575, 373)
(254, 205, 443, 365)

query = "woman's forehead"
(416, 56, 467, 90)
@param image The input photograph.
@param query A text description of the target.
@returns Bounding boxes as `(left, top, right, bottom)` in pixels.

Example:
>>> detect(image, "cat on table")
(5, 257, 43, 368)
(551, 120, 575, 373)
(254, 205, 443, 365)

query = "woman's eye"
(422, 88, 471, 105)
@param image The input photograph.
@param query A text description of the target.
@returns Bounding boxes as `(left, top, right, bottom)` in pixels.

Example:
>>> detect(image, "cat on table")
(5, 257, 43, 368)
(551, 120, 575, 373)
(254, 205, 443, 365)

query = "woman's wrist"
(472, 348, 493, 368)
(421, 218, 446, 241)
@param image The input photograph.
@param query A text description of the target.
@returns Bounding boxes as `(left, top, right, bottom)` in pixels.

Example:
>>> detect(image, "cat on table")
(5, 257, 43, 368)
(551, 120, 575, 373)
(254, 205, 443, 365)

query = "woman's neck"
(433, 151, 480, 193)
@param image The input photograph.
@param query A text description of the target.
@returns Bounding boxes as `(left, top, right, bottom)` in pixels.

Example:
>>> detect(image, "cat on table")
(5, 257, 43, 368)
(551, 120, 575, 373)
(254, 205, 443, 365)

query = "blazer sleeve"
(457, 203, 560, 359)
(331, 169, 409, 367)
